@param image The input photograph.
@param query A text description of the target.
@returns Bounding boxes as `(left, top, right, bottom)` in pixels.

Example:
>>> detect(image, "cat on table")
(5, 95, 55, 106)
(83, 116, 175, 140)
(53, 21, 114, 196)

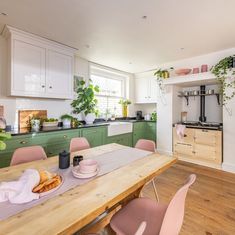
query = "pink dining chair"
(10, 145, 47, 166)
(135, 139, 159, 201)
(135, 139, 156, 152)
(110, 174, 196, 235)
(70, 137, 90, 152)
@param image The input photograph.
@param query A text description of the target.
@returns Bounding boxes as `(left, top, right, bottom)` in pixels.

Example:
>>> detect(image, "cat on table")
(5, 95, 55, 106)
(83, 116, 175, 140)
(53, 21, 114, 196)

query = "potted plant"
(0, 131, 11, 151)
(30, 116, 41, 131)
(42, 118, 58, 127)
(119, 99, 131, 118)
(60, 114, 73, 128)
(211, 55, 235, 105)
(71, 80, 100, 124)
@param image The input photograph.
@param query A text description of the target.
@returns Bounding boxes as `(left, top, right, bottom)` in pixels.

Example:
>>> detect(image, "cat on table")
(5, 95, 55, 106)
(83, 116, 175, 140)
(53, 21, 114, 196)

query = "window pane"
(107, 97, 122, 117)
(91, 75, 107, 96)
(106, 79, 122, 97)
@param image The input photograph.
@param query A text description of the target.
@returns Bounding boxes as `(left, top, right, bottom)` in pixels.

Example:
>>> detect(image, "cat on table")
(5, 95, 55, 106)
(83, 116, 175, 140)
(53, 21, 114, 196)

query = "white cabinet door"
(46, 50, 73, 99)
(135, 77, 149, 103)
(12, 40, 46, 96)
(148, 77, 158, 103)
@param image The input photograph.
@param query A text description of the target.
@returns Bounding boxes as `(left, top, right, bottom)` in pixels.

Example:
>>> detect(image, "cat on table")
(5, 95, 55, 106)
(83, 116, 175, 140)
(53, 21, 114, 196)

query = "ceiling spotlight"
(129, 62, 132, 65)
(142, 15, 147, 19)
(180, 47, 185, 50)
(85, 44, 90, 49)
(0, 12, 8, 16)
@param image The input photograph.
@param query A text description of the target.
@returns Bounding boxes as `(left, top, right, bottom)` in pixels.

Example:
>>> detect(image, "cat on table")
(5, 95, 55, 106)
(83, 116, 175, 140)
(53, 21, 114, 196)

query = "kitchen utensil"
(79, 159, 98, 174)
(73, 155, 84, 167)
(192, 68, 200, 74)
(59, 150, 70, 169)
(183, 91, 190, 96)
(192, 90, 199, 95)
(206, 89, 214, 95)
(201, 64, 208, 73)
(175, 69, 191, 76)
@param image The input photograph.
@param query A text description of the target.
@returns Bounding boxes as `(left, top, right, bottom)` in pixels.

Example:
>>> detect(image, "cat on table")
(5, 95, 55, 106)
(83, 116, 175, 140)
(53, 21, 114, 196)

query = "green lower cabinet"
(145, 122, 157, 142)
(81, 126, 106, 147)
(132, 122, 156, 146)
(106, 133, 133, 147)
(0, 151, 14, 168)
(45, 143, 69, 157)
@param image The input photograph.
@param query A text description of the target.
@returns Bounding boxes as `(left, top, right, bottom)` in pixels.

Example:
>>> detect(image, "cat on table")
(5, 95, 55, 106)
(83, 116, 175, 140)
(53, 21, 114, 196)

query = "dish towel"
(0, 169, 40, 204)
(175, 124, 186, 139)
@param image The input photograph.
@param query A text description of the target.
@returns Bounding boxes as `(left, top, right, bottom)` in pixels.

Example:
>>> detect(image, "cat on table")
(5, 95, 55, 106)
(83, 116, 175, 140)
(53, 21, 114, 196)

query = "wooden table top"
(0, 144, 177, 235)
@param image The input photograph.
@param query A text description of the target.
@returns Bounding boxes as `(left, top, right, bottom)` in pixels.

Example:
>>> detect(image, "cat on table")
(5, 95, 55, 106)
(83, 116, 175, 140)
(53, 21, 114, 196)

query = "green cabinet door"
(133, 122, 146, 146)
(0, 151, 13, 168)
(145, 122, 156, 142)
(106, 133, 133, 147)
(81, 126, 106, 147)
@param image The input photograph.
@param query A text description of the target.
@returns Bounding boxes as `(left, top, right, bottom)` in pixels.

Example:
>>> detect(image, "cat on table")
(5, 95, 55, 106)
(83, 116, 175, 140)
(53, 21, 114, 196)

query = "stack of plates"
(72, 159, 99, 179)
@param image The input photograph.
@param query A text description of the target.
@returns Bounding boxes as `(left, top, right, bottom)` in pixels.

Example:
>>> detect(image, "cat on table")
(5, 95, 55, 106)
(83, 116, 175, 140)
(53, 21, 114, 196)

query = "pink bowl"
(175, 68, 192, 76)
(79, 159, 98, 174)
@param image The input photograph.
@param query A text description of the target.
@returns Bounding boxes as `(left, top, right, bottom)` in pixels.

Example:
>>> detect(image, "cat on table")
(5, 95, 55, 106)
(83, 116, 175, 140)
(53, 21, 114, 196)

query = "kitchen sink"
(107, 122, 133, 136)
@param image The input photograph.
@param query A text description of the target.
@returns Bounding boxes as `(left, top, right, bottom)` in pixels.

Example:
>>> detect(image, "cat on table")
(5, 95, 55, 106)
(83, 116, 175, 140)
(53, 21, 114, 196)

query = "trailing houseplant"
(71, 80, 100, 124)
(0, 131, 11, 151)
(119, 99, 131, 117)
(154, 67, 173, 93)
(211, 55, 235, 105)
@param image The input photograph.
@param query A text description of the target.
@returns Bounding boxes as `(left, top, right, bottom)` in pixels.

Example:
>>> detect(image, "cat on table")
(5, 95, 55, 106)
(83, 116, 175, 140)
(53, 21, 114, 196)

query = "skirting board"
(222, 163, 235, 174)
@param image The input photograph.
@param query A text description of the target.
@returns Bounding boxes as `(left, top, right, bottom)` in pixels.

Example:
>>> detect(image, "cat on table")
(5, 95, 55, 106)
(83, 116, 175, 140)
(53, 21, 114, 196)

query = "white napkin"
(0, 169, 40, 204)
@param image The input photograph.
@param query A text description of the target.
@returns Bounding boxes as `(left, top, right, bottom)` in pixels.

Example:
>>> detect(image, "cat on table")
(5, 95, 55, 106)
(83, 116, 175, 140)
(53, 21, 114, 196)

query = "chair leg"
(151, 179, 159, 202)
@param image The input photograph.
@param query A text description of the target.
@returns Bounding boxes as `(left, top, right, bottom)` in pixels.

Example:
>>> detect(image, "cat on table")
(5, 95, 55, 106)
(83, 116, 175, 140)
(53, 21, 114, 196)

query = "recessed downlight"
(85, 44, 90, 48)
(142, 15, 147, 19)
(129, 62, 132, 65)
(180, 47, 185, 50)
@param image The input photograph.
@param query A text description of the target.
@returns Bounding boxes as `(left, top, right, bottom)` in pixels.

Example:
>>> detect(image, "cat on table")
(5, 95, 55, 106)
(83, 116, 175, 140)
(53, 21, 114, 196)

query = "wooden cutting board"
(0, 106, 3, 117)
(18, 110, 47, 129)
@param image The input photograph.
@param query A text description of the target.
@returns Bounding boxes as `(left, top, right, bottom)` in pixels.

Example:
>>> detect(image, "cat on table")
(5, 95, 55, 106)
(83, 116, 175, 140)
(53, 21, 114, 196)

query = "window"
(90, 65, 127, 117)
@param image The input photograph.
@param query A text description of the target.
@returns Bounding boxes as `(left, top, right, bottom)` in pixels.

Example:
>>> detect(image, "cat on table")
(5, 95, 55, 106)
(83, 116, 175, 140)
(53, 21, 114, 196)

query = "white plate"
(72, 166, 99, 179)
(39, 175, 63, 197)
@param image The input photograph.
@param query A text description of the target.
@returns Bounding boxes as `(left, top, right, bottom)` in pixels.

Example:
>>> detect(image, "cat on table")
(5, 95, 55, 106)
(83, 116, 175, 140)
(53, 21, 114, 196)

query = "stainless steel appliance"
(136, 111, 143, 120)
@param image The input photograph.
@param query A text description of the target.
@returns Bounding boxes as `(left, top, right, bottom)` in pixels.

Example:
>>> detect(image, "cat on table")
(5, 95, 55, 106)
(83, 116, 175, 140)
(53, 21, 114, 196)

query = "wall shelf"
(163, 72, 218, 87)
(178, 93, 221, 105)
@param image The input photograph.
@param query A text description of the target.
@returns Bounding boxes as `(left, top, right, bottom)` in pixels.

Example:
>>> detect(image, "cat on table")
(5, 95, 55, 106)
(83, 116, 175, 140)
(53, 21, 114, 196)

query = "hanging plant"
(211, 55, 235, 105)
(154, 67, 173, 93)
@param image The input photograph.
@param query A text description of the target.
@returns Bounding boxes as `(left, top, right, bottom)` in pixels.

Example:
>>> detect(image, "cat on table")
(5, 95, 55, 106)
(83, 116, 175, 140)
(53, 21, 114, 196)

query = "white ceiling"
(0, 0, 235, 73)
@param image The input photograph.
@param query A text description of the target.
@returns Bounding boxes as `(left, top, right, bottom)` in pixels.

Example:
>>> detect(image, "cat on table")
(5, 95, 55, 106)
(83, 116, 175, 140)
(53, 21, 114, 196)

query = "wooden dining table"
(0, 143, 177, 235)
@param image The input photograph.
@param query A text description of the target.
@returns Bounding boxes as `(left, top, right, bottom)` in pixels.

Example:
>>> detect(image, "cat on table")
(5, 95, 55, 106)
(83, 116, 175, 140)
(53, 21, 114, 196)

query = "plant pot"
(62, 119, 71, 128)
(85, 113, 96, 124)
(31, 119, 40, 131)
(122, 106, 128, 118)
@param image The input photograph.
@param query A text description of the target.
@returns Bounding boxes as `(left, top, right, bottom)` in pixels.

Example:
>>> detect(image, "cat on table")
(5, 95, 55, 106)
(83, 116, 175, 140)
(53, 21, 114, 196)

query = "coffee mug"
(73, 155, 84, 167)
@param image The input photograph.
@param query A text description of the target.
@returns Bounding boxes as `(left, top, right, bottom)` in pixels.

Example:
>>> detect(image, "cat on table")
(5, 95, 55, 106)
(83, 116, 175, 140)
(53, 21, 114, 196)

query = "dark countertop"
(10, 119, 156, 136)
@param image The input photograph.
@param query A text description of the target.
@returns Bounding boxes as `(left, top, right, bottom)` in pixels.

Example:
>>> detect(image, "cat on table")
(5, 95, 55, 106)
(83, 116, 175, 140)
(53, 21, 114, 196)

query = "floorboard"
(142, 161, 235, 235)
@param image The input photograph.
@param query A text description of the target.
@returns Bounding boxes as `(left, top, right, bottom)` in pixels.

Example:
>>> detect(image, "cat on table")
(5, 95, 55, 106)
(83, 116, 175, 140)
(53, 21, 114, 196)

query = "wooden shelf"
(163, 72, 218, 87)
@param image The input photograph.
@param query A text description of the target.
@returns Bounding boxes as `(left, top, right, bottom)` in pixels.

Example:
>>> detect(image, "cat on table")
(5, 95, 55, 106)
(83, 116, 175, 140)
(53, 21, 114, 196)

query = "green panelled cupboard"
(0, 121, 156, 168)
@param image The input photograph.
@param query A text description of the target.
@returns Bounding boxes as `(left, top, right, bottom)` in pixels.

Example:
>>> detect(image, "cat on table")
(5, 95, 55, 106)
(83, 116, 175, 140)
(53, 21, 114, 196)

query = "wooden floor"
(142, 161, 235, 235)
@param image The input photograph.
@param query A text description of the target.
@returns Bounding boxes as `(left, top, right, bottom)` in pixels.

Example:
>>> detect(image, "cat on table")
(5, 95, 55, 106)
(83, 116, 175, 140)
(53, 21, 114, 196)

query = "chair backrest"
(70, 137, 90, 152)
(135, 139, 156, 152)
(10, 145, 47, 166)
(159, 174, 196, 235)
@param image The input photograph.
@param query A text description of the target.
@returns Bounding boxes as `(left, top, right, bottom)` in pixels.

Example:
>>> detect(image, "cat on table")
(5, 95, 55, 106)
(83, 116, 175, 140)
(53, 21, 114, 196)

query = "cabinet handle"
(192, 151, 196, 154)
(20, 141, 27, 144)
(49, 86, 52, 89)
(184, 134, 187, 137)
(41, 85, 45, 88)
(202, 129, 208, 132)
(63, 135, 68, 138)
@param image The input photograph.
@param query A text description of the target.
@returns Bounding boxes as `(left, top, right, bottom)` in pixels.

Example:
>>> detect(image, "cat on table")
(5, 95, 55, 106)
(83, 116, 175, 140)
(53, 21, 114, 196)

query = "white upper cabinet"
(46, 50, 73, 98)
(134, 72, 158, 104)
(3, 26, 76, 99)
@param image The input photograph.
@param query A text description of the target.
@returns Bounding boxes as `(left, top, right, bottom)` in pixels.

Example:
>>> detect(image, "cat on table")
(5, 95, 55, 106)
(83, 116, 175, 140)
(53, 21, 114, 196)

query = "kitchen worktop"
(10, 119, 156, 136)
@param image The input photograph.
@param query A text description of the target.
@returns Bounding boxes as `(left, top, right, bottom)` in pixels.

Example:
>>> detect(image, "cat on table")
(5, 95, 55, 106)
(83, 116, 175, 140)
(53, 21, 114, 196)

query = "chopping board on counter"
(0, 106, 3, 116)
(18, 110, 47, 129)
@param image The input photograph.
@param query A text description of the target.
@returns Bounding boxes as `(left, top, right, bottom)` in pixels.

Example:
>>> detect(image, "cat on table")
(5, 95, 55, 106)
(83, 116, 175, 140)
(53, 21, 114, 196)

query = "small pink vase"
(192, 68, 199, 74)
(201, 64, 208, 73)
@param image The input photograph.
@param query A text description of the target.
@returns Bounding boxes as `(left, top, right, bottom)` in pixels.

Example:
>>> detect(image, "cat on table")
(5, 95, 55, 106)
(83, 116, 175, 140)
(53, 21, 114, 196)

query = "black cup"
(59, 150, 70, 169)
(73, 155, 83, 167)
